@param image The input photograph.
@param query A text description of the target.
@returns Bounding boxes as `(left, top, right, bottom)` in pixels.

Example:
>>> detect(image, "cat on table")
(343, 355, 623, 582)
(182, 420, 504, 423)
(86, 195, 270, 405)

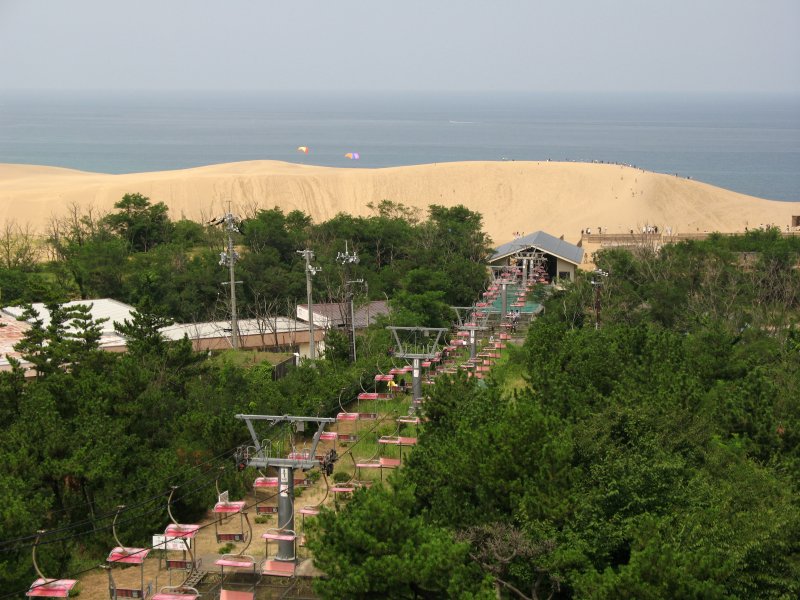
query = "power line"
(0, 445, 242, 550)
(0, 459, 230, 554)
(2, 480, 292, 600)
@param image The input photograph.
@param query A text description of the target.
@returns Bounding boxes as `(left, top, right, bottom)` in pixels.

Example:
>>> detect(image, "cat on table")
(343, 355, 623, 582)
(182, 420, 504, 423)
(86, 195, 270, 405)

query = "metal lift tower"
(236, 414, 337, 562)
(451, 306, 488, 360)
(386, 326, 448, 405)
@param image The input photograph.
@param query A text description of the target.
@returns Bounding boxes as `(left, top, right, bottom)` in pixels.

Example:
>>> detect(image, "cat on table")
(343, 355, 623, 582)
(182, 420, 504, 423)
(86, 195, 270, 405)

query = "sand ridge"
(0, 160, 796, 245)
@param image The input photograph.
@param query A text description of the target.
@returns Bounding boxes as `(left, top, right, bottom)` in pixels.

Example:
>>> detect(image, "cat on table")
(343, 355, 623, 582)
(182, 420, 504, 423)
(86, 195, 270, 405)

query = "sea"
(0, 91, 798, 201)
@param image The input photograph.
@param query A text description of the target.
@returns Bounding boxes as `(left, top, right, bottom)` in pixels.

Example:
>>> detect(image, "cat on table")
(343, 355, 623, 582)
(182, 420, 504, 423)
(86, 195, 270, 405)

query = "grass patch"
(211, 349, 293, 369)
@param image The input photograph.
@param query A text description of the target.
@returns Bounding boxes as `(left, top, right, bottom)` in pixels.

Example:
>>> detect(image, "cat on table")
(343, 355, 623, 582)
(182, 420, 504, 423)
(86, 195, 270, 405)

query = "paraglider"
(297, 146, 309, 154)
(344, 152, 360, 160)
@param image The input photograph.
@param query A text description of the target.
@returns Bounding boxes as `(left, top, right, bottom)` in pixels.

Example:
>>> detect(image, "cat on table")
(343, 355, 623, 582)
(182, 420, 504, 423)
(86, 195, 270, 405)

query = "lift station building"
(489, 231, 584, 282)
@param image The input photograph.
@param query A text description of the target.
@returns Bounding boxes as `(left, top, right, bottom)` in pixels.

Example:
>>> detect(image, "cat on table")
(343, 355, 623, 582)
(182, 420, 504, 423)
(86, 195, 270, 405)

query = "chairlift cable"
(0, 444, 243, 547)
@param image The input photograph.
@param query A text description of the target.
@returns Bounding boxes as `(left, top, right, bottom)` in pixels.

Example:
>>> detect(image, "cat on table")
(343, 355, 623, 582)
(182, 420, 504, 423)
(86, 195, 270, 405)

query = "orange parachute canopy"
(297, 146, 309, 154)
(344, 152, 360, 160)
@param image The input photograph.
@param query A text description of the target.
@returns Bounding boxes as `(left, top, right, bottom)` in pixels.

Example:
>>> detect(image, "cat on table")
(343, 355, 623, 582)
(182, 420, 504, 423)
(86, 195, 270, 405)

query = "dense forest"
(1, 195, 799, 598)
(0, 194, 489, 326)
(0, 196, 492, 593)
(308, 229, 800, 599)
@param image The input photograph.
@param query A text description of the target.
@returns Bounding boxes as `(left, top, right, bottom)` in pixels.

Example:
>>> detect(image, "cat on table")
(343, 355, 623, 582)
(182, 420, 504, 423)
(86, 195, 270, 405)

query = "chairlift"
(260, 559, 296, 578)
(214, 499, 250, 545)
(151, 585, 199, 600)
(27, 533, 78, 597)
(104, 506, 152, 599)
(262, 529, 297, 564)
(160, 488, 202, 587)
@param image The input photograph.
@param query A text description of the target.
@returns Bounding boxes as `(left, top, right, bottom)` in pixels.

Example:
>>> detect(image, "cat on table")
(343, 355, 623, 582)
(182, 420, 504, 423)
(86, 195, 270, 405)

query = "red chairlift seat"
(164, 524, 201, 539)
(374, 374, 395, 382)
(215, 554, 256, 571)
(397, 416, 421, 425)
(357, 392, 392, 400)
(26, 578, 78, 598)
(299, 506, 320, 516)
(388, 367, 404, 375)
(331, 484, 356, 494)
(261, 560, 296, 578)
(163, 524, 201, 570)
(107, 546, 150, 565)
(214, 500, 249, 543)
(456, 331, 470, 337)
(336, 411, 377, 421)
(355, 455, 401, 469)
(220, 591, 255, 600)
(379, 436, 417, 446)
(262, 531, 297, 542)
(152, 586, 199, 600)
(214, 500, 246, 514)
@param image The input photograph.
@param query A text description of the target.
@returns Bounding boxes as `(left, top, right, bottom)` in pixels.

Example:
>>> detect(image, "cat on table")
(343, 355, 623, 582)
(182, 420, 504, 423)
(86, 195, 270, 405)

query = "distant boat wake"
(449, 120, 475, 124)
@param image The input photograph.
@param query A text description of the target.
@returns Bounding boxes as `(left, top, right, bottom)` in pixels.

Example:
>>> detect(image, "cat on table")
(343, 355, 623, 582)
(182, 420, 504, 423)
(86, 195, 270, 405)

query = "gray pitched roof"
(490, 231, 584, 265)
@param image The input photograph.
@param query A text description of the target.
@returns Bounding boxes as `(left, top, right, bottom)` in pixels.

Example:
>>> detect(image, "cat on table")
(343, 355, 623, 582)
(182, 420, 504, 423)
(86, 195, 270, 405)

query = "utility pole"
(211, 206, 241, 349)
(337, 242, 360, 363)
(297, 249, 321, 359)
(591, 269, 608, 330)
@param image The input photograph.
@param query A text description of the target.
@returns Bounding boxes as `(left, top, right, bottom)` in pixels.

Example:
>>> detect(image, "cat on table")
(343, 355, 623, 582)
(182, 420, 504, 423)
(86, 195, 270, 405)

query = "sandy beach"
(0, 160, 796, 245)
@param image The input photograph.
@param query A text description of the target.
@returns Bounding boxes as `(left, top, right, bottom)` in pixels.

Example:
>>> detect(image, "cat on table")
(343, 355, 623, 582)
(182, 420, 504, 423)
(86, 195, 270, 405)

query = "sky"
(0, 0, 798, 94)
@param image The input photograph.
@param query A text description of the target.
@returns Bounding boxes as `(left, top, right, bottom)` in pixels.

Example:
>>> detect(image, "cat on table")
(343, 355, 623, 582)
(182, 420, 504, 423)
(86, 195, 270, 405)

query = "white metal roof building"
(0, 299, 317, 372)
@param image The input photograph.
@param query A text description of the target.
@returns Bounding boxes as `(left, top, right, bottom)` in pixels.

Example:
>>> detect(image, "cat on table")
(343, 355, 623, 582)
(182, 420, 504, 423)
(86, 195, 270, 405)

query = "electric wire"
(0, 462, 227, 554)
(7, 370, 424, 598)
(5, 482, 291, 600)
(0, 444, 243, 548)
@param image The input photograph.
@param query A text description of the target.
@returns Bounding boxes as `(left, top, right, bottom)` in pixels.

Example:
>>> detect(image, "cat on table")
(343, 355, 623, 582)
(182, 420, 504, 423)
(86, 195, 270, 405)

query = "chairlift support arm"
(235, 414, 336, 470)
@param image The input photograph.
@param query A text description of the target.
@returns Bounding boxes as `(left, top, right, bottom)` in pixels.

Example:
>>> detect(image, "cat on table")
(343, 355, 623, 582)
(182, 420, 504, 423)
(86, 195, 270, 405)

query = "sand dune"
(0, 160, 796, 245)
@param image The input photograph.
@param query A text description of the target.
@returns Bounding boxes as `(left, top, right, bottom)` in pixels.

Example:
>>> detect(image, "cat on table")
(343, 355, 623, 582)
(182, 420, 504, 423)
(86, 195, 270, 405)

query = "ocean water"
(0, 91, 798, 201)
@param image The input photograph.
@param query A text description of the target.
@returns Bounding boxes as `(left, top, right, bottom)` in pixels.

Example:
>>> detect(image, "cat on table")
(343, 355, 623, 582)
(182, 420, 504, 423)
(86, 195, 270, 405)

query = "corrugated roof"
(2, 298, 136, 334)
(297, 300, 389, 330)
(160, 317, 308, 341)
(2, 298, 133, 353)
(490, 231, 584, 265)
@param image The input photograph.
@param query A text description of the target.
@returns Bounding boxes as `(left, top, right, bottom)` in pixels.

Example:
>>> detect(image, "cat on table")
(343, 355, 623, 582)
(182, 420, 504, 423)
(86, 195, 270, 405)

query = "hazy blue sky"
(1, 0, 798, 94)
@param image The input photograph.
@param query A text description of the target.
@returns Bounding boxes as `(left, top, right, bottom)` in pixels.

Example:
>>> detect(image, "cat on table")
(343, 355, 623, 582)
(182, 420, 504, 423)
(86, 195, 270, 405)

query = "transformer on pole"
(337, 242, 360, 363)
(297, 249, 321, 360)
(211, 206, 241, 350)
